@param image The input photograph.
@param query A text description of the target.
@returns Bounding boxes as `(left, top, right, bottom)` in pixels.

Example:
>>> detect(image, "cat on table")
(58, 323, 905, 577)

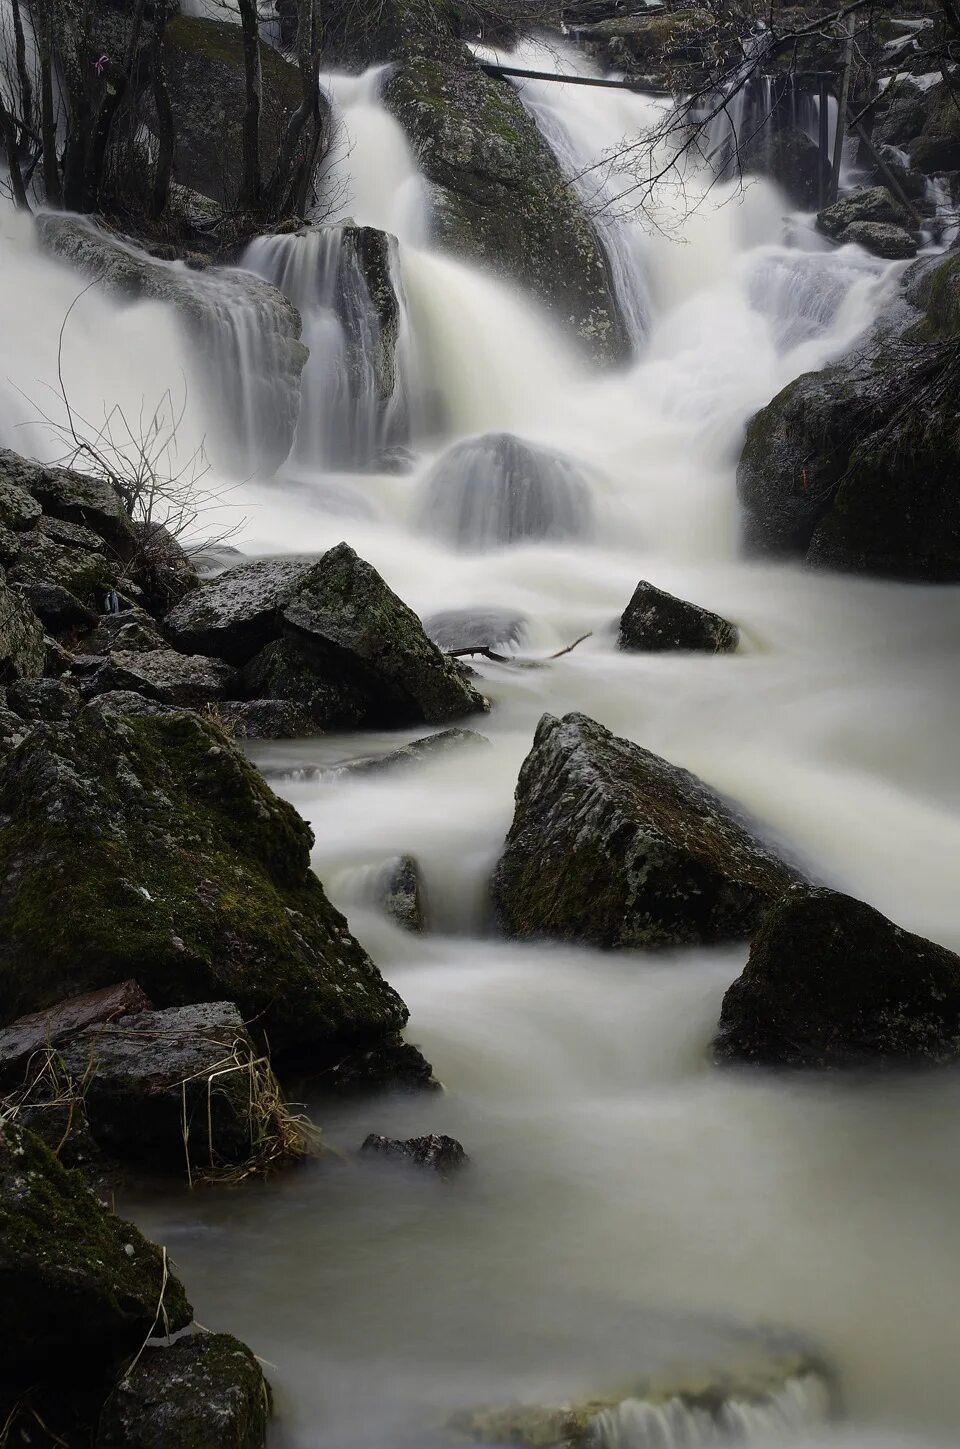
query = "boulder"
(419, 433, 593, 549)
(6, 676, 82, 721)
(0, 572, 45, 682)
(165, 556, 318, 663)
(216, 698, 315, 739)
(84, 608, 167, 655)
(0, 705, 431, 1080)
(816, 185, 911, 241)
(0, 1121, 192, 1385)
(492, 713, 799, 949)
(741, 125, 822, 210)
(8, 528, 121, 608)
(326, 1039, 440, 1095)
(361, 1132, 467, 1176)
(61, 1001, 289, 1172)
(19, 579, 98, 634)
(0, 448, 136, 558)
(840, 220, 918, 259)
(618, 581, 739, 654)
(909, 80, 960, 174)
(129, 522, 201, 614)
(0, 472, 42, 532)
(0, 980, 152, 1089)
(874, 80, 932, 149)
(714, 887, 960, 1069)
(377, 854, 426, 932)
(96, 1332, 269, 1449)
(81, 647, 239, 709)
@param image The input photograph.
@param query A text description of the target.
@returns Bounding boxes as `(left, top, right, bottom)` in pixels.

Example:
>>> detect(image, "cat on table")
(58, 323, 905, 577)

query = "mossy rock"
(0, 1121, 191, 1386)
(97, 1332, 269, 1448)
(492, 712, 800, 950)
(618, 580, 739, 654)
(715, 886, 960, 1068)
(0, 706, 422, 1074)
(0, 570, 45, 683)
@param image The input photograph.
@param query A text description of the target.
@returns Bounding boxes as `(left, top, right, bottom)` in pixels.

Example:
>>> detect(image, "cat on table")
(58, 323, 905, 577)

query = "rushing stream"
(2, 34, 960, 1449)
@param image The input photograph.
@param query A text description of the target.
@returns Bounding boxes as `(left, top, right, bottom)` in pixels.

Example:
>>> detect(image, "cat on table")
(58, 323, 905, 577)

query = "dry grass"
(0, 1045, 94, 1157)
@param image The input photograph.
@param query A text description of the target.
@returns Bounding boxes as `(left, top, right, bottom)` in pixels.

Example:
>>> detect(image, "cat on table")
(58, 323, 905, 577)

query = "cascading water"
(3, 19, 959, 1449)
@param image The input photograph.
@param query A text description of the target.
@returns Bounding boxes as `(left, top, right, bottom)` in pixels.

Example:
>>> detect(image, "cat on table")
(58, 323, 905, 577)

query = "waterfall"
(592, 1376, 832, 1448)
(245, 225, 420, 471)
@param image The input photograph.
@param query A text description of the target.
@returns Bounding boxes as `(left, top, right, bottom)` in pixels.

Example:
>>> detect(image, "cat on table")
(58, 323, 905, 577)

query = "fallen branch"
(445, 631, 592, 666)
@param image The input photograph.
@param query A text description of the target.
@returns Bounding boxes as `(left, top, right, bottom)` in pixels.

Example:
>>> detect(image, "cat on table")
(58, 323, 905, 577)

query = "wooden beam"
(478, 62, 674, 97)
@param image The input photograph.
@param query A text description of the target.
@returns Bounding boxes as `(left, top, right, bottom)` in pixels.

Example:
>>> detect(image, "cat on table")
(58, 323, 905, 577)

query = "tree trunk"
(34, 6, 62, 204)
(264, 0, 320, 215)
(238, 0, 262, 208)
(150, 0, 175, 217)
(0, 93, 31, 209)
(82, 65, 128, 211)
(9, 0, 34, 138)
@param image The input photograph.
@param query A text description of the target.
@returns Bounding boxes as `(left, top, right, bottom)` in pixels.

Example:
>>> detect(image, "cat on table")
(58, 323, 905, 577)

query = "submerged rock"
(423, 606, 527, 654)
(361, 1132, 467, 1176)
(740, 126, 821, 210)
(378, 854, 427, 932)
(0, 705, 429, 1080)
(217, 698, 316, 739)
(420, 433, 593, 549)
(714, 887, 960, 1069)
(618, 581, 739, 654)
(492, 713, 799, 949)
(0, 1122, 192, 1385)
(96, 1332, 269, 1449)
(332, 727, 490, 778)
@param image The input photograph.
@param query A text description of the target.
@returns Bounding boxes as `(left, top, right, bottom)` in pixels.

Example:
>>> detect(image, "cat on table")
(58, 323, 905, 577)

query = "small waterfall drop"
(593, 1376, 832, 1448)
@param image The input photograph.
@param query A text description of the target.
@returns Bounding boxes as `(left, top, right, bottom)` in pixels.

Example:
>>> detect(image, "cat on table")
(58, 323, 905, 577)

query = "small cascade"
(245, 225, 419, 471)
(701, 67, 837, 196)
(744, 246, 887, 350)
(592, 1375, 832, 1448)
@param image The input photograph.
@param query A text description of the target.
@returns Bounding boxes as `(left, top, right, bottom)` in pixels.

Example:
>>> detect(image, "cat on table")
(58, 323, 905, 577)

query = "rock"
(423, 606, 527, 654)
(8, 527, 121, 610)
(0, 524, 22, 566)
(129, 522, 201, 614)
(378, 854, 426, 932)
(0, 448, 136, 557)
(0, 572, 45, 682)
(96, 1332, 269, 1449)
(84, 608, 167, 655)
(0, 980, 152, 1089)
(909, 80, 960, 174)
(0, 705, 431, 1079)
(6, 676, 82, 721)
(20, 579, 98, 634)
(331, 727, 491, 778)
(81, 648, 239, 709)
(377, 11, 626, 363)
(43, 633, 74, 677)
(38, 514, 107, 553)
(840, 220, 918, 259)
(165, 556, 319, 664)
(492, 713, 799, 949)
(449, 1317, 833, 1449)
(0, 1121, 192, 1386)
(419, 433, 593, 549)
(816, 185, 911, 240)
(0, 472, 42, 532)
(216, 698, 316, 739)
(36, 218, 308, 476)
(84, 689, 178, 719)
(578, 7, 728, 88)
(361, 1132, 467, 1176)
(61, 1001, 288, 1171)
(618, 581, 739, 654)
(874, 79, 931, 149)
(714, 887, 960, 1069)
(738, 251, 960, 578)
(741, 125, 822, 210)
(0, 707, 30, 757)
(325, 1039, 440, 1095)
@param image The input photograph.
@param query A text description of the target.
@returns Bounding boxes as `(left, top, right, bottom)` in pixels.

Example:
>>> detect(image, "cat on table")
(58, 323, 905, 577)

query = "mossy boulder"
(618, 581, 739, 654)
(714, 887, 960, 1068)
(909, 81, 960, 174)
(0, 448, 136, 559)
(97, 1332, 269, 1449)
(0, 705, 427, 1077)
(816, 185, 911, 241)
(0, 570, 45, 683)
(165, 555, 318, 664)
(839, 220, 918, 259)
(81, 647, 239, 708)
(0, 1121, 192, 1386)
(492, 712, 800, 950)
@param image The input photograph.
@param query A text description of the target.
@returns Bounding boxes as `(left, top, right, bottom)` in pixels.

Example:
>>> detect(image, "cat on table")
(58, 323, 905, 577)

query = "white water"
(3, 35, 960, 1449)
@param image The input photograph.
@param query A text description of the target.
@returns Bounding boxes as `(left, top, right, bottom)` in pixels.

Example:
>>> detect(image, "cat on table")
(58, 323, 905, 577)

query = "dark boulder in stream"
(715, 886, 960, 1069)
(361, 1132, 468, 1176)
(493, 713, 800, 949)
(0, 704, 431, 1083)
(618, 581, 739, 654)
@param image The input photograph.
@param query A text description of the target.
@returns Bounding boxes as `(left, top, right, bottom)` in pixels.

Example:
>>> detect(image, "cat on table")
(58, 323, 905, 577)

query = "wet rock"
(333, 727, 491, 778)
(0, 980, 152, 1089)
(0, 1121, 192, 1386)
(165, 555, 319, 664)
(0, 705, 430, 1079)
(38, 514, 108, 552)
(96, 1332, 270, 1449)
(618, 581, 739, 654)
(81, 647, 239, 709)
(61, 1001, 281, 1171)
(21, 579, 98, 634)
(85, 608, 167, 655)
(423, 606, 527, 654)
(217, 698, 317, 739)
(816, 185, 911, 241)
(43, 633, 74, 677)
(0, 572, 45, 681)
(361, 1132, 467, 1175)
(909, 80, 960, 174)
(741, 126, 821, 210)
(0, 448, 136, 558)
(83, 689, 178, 719)
(874, 79, 932, 149)
(420, 433, 593, 550)
(378, 854, 426, 932)
(129, 521, 201, 614)
(492, 712, 799, 949)
(714, 887, 960, 1069)
(0, 470, 42, 532)
(6, 676, 82, 721)
(8, 527, 120, 610)
(840, 220, 918, 259)
(326, 1039, 440, 1095)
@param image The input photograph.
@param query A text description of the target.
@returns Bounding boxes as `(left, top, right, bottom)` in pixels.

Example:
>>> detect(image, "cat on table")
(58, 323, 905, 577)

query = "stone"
(325, 1039, 440, 1095)
(0, 705, 430, 1080)
(361, 1132, 467, 1176)
(20, 579, 98, 634)
(8, 528, 120, 609)
(6, 676, 82, 721)
(216, 698, 316, 739)
(331, 727, 491, 778)
(165, 556, 319, 664)
(96, 1332, 269, 1449)
(0, 471, 42, 532)
(909, 80, 960, 174)
(618, 581, 739, 653)
(0, 980, 152, 1089)
(378, 854, 426, 932)
(816, 185, 911, 240)
(37, 514, 107, 553)
(84, 608, 167, 656)
(492, 712, 799, 949)
(128, 521, 201, 614)
(0, 524, 22, 567)
(714, 887, 960, 1069)
(741, 126, 821, 210)
(81, 647, 239, 709)
(0, 448, 137, 557)
(840, 220, 918, 259)
(0, 573, 45, 681)
(419, 433, 593, 549)
(423, 606, 527, 654)
(61, 1001, 285, 1171)
(0, 1121, 191, 1386)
